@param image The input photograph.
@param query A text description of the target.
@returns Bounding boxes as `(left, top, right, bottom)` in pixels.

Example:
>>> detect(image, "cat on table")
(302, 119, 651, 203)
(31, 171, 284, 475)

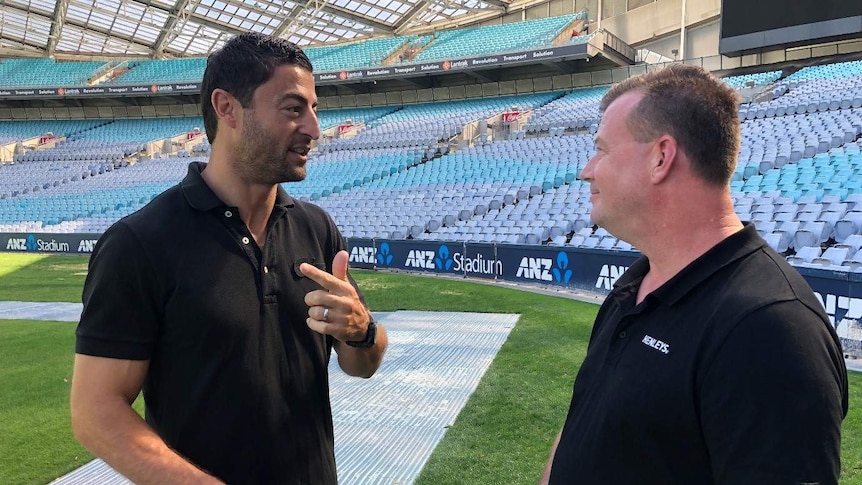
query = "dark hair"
(201, 32, 313, 143)
(600, 64, 741, 186)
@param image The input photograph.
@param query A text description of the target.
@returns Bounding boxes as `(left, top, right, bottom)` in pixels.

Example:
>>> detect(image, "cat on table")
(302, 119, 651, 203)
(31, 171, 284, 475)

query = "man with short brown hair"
(541, 64, 848, 484)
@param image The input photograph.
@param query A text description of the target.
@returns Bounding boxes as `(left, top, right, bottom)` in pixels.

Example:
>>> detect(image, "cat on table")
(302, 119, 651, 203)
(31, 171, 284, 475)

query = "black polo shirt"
(549, 223, 848, 485)
(77, 162, 349, 485)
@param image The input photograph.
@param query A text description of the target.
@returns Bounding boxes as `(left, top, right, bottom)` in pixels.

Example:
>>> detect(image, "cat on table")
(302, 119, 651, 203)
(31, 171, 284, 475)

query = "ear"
(211, 88, 240, 130)
(649, 134, 678, 184)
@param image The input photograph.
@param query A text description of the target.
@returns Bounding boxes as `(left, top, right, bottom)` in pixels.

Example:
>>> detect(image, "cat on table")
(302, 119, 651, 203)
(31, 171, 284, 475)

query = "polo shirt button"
(264, 266, 269, 274)
(224, 210, 232, 217)
(242, 236, 250, 244)
(618, 331, 627, 339)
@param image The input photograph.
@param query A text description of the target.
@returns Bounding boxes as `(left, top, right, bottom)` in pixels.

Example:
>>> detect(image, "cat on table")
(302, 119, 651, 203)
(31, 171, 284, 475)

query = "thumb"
(332, 250, 349, 281)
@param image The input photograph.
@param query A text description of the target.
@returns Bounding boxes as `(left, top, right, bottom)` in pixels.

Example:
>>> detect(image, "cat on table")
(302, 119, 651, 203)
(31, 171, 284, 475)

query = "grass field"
(0, 253, 860, 485)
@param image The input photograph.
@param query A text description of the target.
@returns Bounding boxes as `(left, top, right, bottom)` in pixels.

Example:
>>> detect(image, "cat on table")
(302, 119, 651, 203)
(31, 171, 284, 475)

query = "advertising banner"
(797, 267, 862, 355)
(310, 43, 590, 85)
(373, 240, 467, 276)
(460, 243, 501, 280)
(0, 83, 201, 100)
(495, 245, 639, 293)
(347, 238, 377, 269)
(1, 233, 101, 254)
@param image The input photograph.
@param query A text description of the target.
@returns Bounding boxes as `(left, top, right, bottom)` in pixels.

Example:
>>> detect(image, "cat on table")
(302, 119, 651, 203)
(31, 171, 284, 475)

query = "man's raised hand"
(300, 250, 371, 343)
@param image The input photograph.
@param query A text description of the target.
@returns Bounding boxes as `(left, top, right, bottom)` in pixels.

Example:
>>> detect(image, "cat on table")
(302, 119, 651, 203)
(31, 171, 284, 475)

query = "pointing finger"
(299, 262, 340, 292)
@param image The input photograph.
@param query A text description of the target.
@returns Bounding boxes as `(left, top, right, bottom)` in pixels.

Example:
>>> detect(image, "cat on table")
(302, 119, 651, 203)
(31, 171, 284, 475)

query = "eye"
(282, 106, 301, 117)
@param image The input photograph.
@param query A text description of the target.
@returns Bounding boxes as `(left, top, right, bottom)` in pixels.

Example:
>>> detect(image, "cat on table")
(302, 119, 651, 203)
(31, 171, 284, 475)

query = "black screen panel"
(719, 0, 862, 55)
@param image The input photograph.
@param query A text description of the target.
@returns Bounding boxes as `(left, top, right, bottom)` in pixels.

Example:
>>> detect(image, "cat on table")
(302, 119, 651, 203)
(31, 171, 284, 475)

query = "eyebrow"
(276, 93, 318, 109)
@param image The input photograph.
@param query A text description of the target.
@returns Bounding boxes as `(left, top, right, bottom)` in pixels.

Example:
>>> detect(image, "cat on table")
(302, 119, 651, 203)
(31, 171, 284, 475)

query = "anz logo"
(349, 245, 377, 264)
(516, 252, 572, 283)
(552, 252, 573, 284)
(595, 264, 629, 290)
(5, 237, 27, 251)
(5, 234, 70, 252)
(434, 245, 454, 271)
(404, 244, 456, 271)
(77, 239, 98, 253)
(375, 243, 393, 266)
(405, 248, 437, 269)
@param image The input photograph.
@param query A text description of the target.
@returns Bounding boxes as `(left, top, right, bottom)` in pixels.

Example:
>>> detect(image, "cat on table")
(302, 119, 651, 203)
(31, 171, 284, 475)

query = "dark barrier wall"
(347, 238, 862, 357)
(3, 233, 860, 356)
(496, 245, 639, 293)
(797, 267, 862, 356)
(2, 233, 102, 254)
(348, 238, 638, 289)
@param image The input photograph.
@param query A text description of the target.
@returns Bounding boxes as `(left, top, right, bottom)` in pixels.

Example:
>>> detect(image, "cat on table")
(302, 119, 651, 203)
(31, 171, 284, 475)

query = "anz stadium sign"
(345, 237, 862, 357)
(1, 233, 101, 254)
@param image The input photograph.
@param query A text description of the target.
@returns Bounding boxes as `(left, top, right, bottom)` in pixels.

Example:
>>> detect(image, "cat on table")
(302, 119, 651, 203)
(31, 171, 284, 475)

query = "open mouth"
(289, 146, 310, 156)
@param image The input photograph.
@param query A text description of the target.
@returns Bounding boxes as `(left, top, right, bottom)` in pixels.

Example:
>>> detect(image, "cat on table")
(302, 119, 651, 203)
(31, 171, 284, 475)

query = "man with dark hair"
(71, 32, 387, 485)
(540, 64, 848, 484)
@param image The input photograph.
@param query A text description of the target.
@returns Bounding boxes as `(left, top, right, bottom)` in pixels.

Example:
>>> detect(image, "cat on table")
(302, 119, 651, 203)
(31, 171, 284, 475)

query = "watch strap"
(346, 317, 377, 348)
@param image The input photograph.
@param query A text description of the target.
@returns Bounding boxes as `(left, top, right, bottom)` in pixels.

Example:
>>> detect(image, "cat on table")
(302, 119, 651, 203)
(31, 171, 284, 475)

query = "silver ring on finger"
(322, 307, 329, 322)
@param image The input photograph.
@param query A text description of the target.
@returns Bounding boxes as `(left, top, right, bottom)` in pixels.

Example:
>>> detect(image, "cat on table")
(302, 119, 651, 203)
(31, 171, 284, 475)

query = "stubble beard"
(232, 111, 307, 185)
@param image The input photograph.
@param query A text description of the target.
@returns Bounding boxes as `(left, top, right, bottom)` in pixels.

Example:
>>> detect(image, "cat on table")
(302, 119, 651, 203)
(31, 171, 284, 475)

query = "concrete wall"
(639, 19, 720, 60)
(600, 0, 721, 57)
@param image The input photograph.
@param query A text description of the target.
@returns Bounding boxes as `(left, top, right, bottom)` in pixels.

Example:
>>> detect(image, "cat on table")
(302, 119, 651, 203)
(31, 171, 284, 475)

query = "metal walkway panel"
(0, 301, 82, 322)
(331, 311, 518, 484)
(47, 460, 132, 485)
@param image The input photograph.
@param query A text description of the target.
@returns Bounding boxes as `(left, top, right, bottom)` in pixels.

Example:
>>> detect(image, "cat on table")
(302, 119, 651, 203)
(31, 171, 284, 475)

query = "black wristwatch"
(346, 317, 377, 348)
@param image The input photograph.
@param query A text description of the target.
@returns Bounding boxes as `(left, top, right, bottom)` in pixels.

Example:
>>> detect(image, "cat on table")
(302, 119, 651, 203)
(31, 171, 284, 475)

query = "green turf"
(0, 253, 860, 484)
(0, 317, 144, 485)
(0, 254, 87, 302)
(353, 272, 594, 483)
(0, 320, 90, 485)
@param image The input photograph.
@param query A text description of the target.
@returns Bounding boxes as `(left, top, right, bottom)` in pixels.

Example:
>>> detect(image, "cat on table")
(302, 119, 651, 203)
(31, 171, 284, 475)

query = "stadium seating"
(722, 70, 782, 90)
(317, 107, 400, 130)
(306, 36, 412, 71)
(2, 58, 862, 268)
(0, 58, 106, 87)
(0, 14, 589, 90)
(411, 15, 577, 63)
(110, 58, 207, 84)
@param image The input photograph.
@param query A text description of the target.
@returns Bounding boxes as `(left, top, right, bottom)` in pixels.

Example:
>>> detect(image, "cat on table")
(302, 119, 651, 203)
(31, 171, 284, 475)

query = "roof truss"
(0, 0, 529, 58)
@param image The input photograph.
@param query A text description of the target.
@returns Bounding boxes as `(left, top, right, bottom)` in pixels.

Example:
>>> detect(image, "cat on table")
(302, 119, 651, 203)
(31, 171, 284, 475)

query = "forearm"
(72, 398, 222, 485)
(336, 323, 388, 378)
(538, 429, 563, 485)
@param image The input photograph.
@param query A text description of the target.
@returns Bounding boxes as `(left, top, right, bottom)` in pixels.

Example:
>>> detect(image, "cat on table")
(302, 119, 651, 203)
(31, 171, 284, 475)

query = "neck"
(203, 149, 277, 244)
(634, 187, 743, 302)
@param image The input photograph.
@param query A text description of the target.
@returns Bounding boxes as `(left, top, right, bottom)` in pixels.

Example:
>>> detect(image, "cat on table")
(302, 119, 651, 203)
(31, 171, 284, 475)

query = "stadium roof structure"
(0, 0, 550, 59)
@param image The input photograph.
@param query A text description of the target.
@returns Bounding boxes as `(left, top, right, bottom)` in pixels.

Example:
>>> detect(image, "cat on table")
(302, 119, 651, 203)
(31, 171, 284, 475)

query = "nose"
(301, 109, 321, 141)
(579, 153, 597, 181)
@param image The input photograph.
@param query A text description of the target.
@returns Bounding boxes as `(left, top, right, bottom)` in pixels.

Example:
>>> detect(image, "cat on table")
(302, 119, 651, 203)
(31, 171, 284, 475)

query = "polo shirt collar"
(181, 161, 296, 212)
(614, 222, 766, 306)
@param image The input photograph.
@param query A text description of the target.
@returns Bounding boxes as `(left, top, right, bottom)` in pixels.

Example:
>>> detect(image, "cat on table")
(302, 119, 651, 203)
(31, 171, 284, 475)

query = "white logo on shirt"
(642, 335, 670, 354)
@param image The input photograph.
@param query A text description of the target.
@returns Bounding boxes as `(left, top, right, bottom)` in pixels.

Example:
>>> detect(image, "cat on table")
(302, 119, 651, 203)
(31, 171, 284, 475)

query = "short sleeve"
(76, 222, 162, 360)
(699, 300, 847, 485)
